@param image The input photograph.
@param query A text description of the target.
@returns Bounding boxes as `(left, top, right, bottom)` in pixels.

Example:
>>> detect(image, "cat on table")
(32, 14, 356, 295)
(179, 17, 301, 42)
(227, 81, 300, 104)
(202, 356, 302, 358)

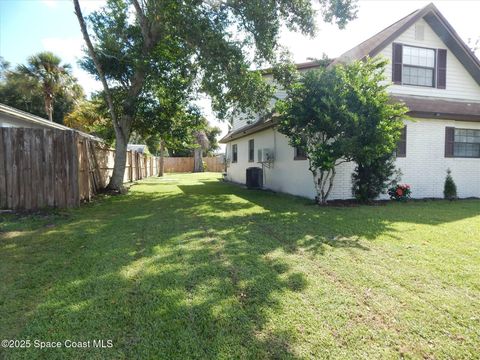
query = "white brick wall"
(225, 118, 480, 200)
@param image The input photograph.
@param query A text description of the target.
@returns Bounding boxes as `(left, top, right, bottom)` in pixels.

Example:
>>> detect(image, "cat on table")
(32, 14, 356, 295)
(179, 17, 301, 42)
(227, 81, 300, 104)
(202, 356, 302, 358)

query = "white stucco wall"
(225, 118, 480, 200)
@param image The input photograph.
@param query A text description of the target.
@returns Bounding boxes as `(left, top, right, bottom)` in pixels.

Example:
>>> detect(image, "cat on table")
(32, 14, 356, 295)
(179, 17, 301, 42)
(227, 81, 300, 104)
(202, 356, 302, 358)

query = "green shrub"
(444, 169, 457, 200)
(352, 154, 397, 203)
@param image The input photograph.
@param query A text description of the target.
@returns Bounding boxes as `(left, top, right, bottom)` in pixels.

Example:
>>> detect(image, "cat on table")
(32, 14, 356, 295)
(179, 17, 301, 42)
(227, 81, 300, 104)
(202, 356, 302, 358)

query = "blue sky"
(0, 0, 105, 96)
(1, 0, 480, 139)
(0, 0, 81, 64)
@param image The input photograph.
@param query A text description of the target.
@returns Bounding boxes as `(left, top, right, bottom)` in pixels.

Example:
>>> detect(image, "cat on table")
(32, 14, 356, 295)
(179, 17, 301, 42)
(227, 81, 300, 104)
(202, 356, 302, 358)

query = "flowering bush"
(388, 183, 411, 201)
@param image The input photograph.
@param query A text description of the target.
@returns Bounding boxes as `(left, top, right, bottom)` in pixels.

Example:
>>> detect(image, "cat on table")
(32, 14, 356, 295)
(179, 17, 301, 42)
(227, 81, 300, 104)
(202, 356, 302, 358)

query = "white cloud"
(41, 0, 57, 8)
(78, 0, 108, 13)
(41, 37, 102, 96)
(40, 0, 106, 12)
(41, 37, 84, 61)
(74, 70, 103, 96)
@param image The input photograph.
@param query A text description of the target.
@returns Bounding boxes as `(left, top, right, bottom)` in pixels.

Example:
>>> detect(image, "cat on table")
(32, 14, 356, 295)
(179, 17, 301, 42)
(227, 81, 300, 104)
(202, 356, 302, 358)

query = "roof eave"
(422, 11, 480, 85)
(408, 111, 480, 122)
(219, 119, 278, 143)
(0, 103, 103, 141)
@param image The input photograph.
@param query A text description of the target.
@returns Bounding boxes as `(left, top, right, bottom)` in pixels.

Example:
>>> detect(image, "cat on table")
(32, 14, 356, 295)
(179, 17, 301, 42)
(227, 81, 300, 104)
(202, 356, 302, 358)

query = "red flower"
(396, 188, 403, 196)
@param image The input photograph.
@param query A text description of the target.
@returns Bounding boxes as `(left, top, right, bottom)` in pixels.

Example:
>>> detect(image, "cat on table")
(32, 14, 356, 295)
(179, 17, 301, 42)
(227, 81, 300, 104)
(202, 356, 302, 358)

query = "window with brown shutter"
(437, 49, 447, 89)
(396, 126, 407, 157)
(452, 128, 480, 158)
(445, 127, 455, 157)
(402, 45, 436, 87)
(392, 43, 403, 84)
(395, 44, 443, 87)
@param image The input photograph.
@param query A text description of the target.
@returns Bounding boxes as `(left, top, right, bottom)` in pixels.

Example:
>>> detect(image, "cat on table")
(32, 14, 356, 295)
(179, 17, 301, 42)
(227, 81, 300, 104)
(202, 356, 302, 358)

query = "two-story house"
(220, 3, 480, 200)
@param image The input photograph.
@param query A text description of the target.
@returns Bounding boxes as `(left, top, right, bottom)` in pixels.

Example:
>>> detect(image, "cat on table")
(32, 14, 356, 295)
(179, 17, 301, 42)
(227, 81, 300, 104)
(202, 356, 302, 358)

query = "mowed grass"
(1, 173, 479, 359)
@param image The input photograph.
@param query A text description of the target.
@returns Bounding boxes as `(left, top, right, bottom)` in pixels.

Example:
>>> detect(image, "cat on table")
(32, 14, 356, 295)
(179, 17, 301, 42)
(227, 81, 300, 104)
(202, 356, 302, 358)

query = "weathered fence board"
(0, 128, 223, 210)
(0, 128, 161, 210)
(0, 129, 6, 209)
(163, 156, 224, 173)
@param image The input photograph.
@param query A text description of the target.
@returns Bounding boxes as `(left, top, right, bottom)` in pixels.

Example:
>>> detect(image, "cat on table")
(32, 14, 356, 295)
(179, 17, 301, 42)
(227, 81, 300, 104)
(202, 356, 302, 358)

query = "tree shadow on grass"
(1, 177, 479, 359)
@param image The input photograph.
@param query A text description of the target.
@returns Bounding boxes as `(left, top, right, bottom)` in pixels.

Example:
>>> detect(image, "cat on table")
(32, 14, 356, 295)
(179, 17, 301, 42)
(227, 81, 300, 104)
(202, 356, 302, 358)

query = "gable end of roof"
(332, 3, 480, 86)
(422, 10, 480, 85)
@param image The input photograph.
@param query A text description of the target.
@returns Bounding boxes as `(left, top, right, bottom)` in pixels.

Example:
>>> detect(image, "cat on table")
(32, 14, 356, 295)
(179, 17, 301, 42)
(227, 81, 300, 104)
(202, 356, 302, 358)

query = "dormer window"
(402, 46, 435, 87)
(392, 43, 447, 89)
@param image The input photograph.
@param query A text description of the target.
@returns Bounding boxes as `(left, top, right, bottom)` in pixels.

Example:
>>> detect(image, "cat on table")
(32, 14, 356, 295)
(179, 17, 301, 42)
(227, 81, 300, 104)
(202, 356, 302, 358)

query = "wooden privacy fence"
(77, 136, 159, 202)
(0, 128, 79, 209)
(164, 156, 224, 173)
(0, 128, 159, 210)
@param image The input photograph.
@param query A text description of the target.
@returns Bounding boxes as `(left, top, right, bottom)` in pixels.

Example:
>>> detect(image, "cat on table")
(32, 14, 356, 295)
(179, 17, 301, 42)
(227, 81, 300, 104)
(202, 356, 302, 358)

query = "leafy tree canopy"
(277, 57, 408, 204)
(64, 95, 114, 140)
(74, 0, 357, 190)
(169, 117, 221, 157)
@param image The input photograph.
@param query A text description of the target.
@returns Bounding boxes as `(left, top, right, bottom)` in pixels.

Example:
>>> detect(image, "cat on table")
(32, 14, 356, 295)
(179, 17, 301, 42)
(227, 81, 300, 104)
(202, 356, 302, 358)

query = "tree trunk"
(107, 121, 130, 191)
(45, 95, 53, 122)
(193, 148, 203, 172)
(158, 140, 165, 177)
(309, 159, 336, 205)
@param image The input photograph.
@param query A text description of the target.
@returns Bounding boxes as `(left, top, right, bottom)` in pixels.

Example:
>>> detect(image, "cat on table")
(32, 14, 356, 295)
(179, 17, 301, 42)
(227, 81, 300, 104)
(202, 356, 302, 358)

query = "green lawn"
(1, 173, 479, 359)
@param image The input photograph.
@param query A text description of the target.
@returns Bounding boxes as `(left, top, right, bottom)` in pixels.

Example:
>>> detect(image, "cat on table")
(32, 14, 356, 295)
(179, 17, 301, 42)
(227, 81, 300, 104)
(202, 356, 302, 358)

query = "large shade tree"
(73, 0, 357, 191)
(134, 89, 205, 176)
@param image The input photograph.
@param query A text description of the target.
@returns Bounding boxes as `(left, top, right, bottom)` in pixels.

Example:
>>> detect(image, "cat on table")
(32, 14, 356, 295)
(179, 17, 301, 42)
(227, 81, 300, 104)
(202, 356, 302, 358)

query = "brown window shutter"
(396, 126, 407, 157)
(437, 49, 447, 89)
(445, 127, 455, 157)
(392, 43, 403, 84)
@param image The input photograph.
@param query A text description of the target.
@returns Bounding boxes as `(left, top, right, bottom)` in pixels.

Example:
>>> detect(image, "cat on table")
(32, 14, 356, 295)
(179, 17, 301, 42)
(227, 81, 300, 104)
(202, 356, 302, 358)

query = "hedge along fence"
(0, 128, 159, 210)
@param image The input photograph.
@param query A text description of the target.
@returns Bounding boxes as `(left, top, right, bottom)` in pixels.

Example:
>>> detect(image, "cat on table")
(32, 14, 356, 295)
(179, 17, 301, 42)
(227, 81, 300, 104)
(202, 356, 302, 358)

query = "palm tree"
(17, 52, 73, 122)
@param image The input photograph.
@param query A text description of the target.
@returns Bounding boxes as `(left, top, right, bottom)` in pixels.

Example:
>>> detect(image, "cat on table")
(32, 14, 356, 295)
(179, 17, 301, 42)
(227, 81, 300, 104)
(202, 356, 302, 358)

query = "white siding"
(231, 113, 258, 132)
(379, 19, 480, 101)
(226, 118, 480, 200)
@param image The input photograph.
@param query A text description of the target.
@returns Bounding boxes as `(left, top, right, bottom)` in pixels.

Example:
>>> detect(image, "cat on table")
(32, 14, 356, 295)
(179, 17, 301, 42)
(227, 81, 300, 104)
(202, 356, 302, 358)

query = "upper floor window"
(232, 144, 238, 163)
(402, 46, 435, 87)
(392, 43, 447, 89)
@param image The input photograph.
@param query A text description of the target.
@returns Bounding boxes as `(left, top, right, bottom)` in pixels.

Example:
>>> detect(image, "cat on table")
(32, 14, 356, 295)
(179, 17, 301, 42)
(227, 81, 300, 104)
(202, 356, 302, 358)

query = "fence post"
(129, 150, 133, 182)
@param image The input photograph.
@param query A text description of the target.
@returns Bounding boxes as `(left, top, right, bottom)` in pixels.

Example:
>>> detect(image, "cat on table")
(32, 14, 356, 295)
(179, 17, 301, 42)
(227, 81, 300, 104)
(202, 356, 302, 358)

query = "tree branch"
(73, 0, 119, 128)
(131, 0, 153, 50)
